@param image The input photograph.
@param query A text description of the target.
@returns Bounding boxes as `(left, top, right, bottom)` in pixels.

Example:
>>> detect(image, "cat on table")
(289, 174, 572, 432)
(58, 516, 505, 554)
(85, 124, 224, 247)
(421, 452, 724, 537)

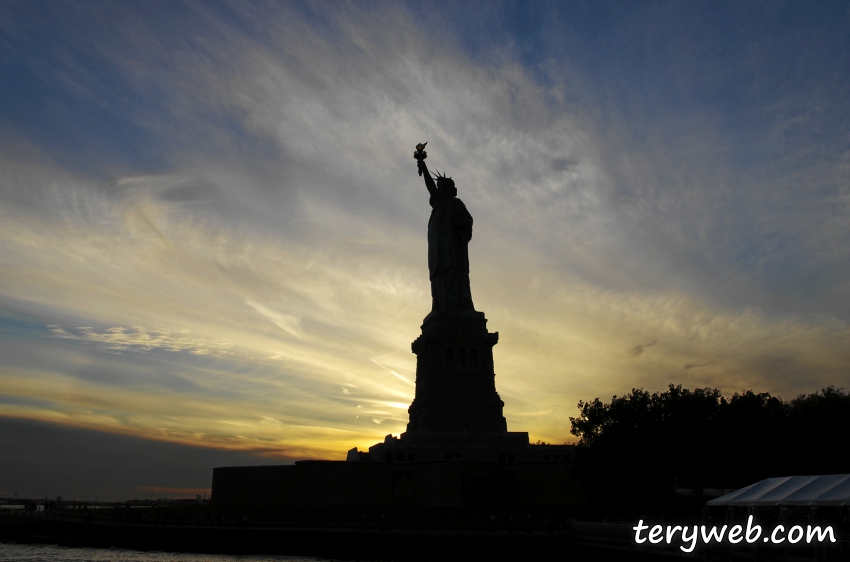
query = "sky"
(1, 0, 848, 501)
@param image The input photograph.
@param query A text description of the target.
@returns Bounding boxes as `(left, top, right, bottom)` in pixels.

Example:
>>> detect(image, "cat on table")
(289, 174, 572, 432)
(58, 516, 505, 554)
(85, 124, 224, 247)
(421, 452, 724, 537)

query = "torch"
(414, 142, 427, 176)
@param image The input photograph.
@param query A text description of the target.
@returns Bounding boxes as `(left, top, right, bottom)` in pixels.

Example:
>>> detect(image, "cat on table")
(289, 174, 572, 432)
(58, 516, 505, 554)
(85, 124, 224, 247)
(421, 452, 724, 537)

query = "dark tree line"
(569, 385, 850, 516)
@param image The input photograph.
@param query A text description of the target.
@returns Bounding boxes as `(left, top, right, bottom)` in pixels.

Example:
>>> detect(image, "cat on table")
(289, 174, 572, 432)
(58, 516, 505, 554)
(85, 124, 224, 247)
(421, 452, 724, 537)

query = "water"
(0, 543, 333, 562)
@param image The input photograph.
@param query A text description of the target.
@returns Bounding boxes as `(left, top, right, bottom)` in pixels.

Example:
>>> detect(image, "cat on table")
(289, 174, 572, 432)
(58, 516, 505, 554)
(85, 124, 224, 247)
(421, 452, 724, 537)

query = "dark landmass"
(571, 385, 850, 517)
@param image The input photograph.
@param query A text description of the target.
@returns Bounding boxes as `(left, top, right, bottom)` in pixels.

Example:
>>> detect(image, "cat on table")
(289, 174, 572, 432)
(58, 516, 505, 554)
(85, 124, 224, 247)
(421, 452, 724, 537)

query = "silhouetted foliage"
(569, 384, 850, 517)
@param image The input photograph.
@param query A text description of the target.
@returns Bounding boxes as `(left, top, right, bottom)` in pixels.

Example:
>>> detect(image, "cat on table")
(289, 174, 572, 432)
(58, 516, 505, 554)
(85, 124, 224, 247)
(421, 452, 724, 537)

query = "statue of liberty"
(413, 143, 476, 315)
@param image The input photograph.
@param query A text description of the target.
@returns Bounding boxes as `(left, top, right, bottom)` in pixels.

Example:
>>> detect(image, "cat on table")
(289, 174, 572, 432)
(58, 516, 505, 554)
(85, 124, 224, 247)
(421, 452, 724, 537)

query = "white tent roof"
(708, 475, 850, 507)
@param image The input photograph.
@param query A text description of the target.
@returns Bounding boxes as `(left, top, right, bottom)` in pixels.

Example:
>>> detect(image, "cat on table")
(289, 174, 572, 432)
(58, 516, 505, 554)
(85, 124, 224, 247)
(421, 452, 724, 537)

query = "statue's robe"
(428, 187, 475, 313)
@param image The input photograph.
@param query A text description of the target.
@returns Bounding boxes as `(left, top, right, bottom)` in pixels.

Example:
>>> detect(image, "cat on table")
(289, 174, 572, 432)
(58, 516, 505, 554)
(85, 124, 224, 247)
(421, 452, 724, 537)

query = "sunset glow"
(1, 1, 848, 499)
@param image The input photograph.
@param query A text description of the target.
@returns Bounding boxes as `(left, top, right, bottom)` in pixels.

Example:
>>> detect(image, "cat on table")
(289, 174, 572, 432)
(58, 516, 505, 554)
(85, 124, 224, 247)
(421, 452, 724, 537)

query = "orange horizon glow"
(1, 2, 848, 478)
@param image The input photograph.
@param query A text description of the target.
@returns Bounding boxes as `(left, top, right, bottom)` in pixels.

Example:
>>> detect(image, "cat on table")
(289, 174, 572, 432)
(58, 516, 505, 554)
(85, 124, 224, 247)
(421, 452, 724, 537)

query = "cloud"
(389, 371, 415, 386)
(244, 300, 306, 341)
(48, 325, 233, 355)
(0, 1, 848, 460)
(258, 417, 282, 427)
(630, 340, 658, 357)
(683, 361, 714, 371)
(0, 417, 293, 501)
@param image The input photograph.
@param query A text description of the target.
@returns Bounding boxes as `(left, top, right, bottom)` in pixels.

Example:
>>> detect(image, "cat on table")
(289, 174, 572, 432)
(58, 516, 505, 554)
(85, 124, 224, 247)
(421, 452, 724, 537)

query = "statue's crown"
(431, 169, 452, 182)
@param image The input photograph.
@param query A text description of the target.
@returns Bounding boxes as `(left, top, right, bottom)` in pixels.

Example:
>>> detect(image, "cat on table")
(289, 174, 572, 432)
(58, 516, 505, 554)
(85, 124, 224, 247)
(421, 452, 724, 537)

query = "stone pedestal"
(407, 310, 506, 434)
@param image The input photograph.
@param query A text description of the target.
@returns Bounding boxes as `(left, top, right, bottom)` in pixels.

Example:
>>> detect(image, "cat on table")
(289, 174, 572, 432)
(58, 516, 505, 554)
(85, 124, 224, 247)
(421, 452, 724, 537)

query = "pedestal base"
(408, 310, 506, 433)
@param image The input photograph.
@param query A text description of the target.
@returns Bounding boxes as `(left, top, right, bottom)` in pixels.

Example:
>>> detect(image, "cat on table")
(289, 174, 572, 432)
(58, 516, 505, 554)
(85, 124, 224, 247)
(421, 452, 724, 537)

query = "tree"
(568, 384, 850, 517)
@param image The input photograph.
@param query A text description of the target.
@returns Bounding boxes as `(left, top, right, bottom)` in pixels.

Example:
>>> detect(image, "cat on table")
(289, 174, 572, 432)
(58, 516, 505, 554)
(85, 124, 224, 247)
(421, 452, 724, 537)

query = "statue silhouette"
(414, 148, 475, 315)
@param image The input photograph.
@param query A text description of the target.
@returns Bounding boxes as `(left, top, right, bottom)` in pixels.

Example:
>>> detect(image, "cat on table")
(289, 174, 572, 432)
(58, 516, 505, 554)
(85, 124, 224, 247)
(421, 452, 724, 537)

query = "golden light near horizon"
(1, 1, 848, 496)
(2, 162, 847, 461)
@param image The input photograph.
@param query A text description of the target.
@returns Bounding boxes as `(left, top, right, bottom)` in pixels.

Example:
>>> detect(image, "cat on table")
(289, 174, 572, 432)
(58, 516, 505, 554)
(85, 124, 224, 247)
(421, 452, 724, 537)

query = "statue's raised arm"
(414, 142, 437, 196)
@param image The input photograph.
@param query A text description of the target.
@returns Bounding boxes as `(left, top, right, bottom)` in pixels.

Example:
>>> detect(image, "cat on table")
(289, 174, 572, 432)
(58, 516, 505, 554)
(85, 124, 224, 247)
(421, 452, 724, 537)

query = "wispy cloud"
(630, 340, 658, 357)
(48, 325, 233, 355)
(0, 1, 847, 460)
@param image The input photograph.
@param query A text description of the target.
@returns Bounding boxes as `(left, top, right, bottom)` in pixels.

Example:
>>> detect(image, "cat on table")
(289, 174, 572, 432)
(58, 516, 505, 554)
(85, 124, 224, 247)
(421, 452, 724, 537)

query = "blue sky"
(1, 0, 848, 499)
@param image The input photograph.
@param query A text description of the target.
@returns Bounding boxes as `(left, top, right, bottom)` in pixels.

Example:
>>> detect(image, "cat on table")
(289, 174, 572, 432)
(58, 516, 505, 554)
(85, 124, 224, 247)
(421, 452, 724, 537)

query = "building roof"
(707, 474, 850, 507)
